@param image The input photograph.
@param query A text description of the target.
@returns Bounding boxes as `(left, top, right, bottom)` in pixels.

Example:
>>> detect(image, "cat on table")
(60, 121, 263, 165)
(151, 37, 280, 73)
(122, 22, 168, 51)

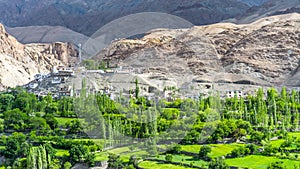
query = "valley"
(1, 1, 300, 169)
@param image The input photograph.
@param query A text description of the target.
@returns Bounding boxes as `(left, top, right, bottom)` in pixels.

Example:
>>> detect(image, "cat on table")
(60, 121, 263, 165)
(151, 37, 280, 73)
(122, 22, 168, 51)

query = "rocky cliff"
(0, 23, 78, 88)
(95, 13, 300, 88)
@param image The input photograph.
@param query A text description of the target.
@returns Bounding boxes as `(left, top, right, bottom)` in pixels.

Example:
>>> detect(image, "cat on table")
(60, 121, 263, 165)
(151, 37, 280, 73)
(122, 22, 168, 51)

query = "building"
(226, 90, 243, 98)
(51, 77, 62, 84)
(29, 83, 38, 89)
(52, 66, 75, 76)
(59, 86, 73, 97)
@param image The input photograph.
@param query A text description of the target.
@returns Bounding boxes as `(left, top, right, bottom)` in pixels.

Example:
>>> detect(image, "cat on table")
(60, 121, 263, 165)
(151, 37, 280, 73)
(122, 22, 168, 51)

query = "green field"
(289, 132, 300, 138)
(269, 139, 285, 148)
(181, 145, 201, 154)
(157, 154, 207, 167)
(55, 149, 69, 157)
(107, 146, 130, 154)
(55, 117, 83, 126)
(181, 143, 244, 158)
(209, 143, 244, 158)
(226, 155, 300, 169)
(94, 146, 149, 162)
(65, 138, 105, 146)
(139, 161, 195, 169)
(95, 152, 109, 161)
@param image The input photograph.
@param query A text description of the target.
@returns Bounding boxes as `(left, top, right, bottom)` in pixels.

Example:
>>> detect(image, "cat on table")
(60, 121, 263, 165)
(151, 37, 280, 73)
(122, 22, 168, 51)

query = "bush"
(230, 147, 251, 158)
(63, 162, 72, 169)
(167, 143, 182, 154)
(199, 145, 212, 160)
(165, 154, 173, 162)
(208, 157, 229, 169)
(245, 144, 258, 154)
(267, 161, 286, 169)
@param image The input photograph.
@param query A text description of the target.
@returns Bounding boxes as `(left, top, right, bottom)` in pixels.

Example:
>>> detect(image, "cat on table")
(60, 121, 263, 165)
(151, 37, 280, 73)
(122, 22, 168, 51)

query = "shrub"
(165, 154, 173, 162)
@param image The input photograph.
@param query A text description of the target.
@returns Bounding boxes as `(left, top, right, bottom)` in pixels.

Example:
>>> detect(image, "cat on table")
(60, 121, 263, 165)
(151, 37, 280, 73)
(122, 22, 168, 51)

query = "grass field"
(289, 132, 300, 138)
(65, 138, 105, 146)
(181, 145, 201, 154)
(226, 155, 300, 169)
(181, 143, 244, 158)
(209, 143, 244, 158)
(139, 161, 195, 169)
(95, 152, 109, 161)
(157, 154, 207, 167)
(94, 146, 148, 162)
(107, 146, 130, 154)
(55, 117, 83, 126)
(270, 139, 285, 148)
(55, 149, 69, 157)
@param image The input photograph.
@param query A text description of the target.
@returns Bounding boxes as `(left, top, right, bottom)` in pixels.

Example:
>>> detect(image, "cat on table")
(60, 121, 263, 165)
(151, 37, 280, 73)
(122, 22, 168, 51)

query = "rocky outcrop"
(95, 13, 300, 87)
(0, 23, 78, 88)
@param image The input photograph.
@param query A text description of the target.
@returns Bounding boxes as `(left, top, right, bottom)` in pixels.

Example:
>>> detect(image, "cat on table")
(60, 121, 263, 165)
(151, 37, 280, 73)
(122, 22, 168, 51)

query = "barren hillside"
(94, 13, 300, 88)
(0, 23, 78, 88)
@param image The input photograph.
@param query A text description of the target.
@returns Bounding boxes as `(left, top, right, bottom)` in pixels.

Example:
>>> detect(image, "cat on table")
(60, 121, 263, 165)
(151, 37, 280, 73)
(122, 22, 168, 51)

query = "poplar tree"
(135, 78, 140, 99)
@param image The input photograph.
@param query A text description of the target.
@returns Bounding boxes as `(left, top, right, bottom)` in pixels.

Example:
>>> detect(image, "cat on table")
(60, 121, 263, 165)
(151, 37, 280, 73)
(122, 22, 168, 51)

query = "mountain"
(237, 0, 268, 6)
(0, 23, 78, 89)
(93, 13, 300, 90)
(235, 0, 300, 23)
(5, 25, 90, 45)
(0, 0, 250, 36)
(1, 0, 299, 45)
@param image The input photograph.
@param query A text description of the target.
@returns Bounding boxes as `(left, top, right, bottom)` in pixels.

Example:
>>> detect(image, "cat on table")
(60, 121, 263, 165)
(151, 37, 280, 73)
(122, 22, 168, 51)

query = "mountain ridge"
(0, 0, 251, 36)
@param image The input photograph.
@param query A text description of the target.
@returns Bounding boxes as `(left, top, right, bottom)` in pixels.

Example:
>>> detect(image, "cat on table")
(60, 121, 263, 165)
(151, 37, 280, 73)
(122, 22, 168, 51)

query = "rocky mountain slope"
(0, 23, 78, 89)
(237, 0, 268, 6)
(235, 0, 300, 23)
(0, 0, 250, 36)
(94, 13, 300, 88)
(6, 25, 89, 45)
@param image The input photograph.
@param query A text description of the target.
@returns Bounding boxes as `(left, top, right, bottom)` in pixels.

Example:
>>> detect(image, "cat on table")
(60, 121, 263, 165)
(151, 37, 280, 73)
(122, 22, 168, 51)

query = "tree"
(250, 131, 265, 143)
(168, 143, 182, 154)
(245, 144, 258, 154)
(44, 114, 58, 130)
(0, 94, 14, 113)
(27, 145, 51, 169)
(69, 144, 89, 164)
(3, 132, 26, 164)
(63, 162, 72, 169)
(165, 154, 173, 162)
(199, 145, 211, 160)
(44, 143, 56, 160)
(267, 161, 286, 169)
(208, 157, 229, 169)
(67, 119, 83, 134)
(29, 117, 50, 132)
(135, 78, 140, 99)
(108, 153, 124, 169)
(263, 144, 278, 156)
(13, 92, 37, 114)
(3, 108, 28, 131)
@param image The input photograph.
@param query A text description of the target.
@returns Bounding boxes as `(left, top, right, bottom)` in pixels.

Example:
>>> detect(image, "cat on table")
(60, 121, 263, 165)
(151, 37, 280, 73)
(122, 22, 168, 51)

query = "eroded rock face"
(0, 23, 78, 88)
(95, 13, 300, 87)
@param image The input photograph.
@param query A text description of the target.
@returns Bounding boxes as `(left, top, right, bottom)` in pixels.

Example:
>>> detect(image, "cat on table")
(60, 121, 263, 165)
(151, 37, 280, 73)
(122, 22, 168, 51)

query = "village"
(23, 63, 294, 102)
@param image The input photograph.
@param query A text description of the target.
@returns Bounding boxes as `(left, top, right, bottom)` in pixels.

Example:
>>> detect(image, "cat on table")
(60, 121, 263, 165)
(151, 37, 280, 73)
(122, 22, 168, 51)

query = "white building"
(226, 90, 243, 98)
